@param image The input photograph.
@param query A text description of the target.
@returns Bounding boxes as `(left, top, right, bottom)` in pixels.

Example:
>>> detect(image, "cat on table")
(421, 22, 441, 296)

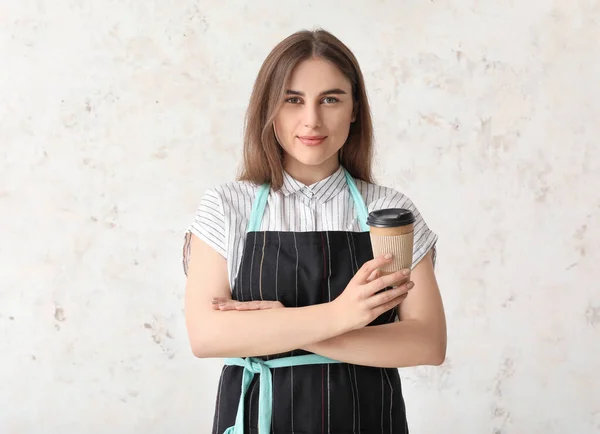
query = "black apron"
(212, 169, 409, 433)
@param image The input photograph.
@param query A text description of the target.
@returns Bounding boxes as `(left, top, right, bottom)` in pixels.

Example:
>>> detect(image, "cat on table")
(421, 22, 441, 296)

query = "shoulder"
(188, 180, 260, 260)
(200, 180, 260, 213)
(191, 179, 260, 230)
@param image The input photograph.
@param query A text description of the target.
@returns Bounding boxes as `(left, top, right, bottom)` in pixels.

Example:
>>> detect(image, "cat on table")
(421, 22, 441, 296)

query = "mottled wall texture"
(1, 1, 599, 433)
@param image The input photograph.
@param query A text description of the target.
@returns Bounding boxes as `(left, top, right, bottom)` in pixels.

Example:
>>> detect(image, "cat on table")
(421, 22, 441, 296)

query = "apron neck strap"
(247, 184, 271, 233)
(343, 168, 370, 231)
(246, 167, 370, 233)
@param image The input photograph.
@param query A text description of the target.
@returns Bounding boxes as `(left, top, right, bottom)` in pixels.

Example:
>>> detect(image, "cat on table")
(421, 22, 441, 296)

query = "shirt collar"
(280, 165, 347, 204)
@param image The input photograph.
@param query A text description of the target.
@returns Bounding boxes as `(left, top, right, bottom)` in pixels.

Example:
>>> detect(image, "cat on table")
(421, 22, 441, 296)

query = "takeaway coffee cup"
(366, 208, 415, 275)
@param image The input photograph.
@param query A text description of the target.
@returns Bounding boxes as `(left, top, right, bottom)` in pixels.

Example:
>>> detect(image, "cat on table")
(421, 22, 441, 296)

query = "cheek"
(325, 108, 353, 127)
(328, 116, 353, 136)
(273, 117, 299, 149)
(274, 112, 297, 136)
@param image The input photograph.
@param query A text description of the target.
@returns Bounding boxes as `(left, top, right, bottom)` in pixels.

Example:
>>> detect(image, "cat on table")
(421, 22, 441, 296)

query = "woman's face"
(273, 57, 355, 172)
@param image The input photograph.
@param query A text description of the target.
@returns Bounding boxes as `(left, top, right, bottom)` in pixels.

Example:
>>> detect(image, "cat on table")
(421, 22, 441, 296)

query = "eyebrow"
(285, 88, 348, 97)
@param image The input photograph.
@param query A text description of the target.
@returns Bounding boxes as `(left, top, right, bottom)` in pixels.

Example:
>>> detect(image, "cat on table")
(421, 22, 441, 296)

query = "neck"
(283, 154, 341, 185)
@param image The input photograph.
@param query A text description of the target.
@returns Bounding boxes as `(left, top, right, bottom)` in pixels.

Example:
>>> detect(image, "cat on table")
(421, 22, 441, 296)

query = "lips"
(298, 136, 327, 146)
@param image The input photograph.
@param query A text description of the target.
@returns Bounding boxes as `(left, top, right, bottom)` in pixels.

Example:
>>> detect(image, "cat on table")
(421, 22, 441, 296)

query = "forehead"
(287, 57, 351, 91)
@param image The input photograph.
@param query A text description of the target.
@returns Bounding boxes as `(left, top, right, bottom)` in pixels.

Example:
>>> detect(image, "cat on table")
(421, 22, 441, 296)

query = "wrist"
(324, 299, 350, 336)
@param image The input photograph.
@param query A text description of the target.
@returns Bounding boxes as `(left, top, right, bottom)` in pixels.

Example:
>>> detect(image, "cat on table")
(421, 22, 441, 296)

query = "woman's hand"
(212, 298, 285, 311)
(330, 253, 413, 332)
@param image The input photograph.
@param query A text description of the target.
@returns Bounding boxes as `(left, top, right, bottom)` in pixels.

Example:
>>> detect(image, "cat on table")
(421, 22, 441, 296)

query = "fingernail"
(211, 299, 220, 304)
(402, 268, 411, 276)
(407, 281, 415, 289)
(384, 253, 393, 259)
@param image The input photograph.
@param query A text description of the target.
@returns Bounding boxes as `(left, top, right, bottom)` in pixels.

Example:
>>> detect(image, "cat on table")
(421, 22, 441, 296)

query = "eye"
(285, 97, 302, 104)
(322, 97, 340, 104)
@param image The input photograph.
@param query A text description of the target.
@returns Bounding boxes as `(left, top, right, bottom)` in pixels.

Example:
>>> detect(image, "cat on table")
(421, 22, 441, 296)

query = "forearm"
(191, 303, 346, 358)
(303, 319, 446, 368)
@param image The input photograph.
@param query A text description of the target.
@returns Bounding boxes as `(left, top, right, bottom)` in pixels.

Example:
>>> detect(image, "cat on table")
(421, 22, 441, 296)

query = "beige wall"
(1, 1, 599, 432)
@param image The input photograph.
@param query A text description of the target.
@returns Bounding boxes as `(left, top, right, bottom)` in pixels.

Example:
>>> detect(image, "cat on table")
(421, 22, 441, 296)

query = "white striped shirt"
(183, 166, 438, 288)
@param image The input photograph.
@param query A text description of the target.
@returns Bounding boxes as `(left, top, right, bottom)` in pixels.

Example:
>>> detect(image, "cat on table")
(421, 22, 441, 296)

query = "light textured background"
(1, 1, 599, 433)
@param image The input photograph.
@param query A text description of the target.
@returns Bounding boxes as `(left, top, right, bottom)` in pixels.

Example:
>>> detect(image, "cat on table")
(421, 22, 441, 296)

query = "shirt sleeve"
(367, 188, 438, 268)
(182, 188, 227, 276)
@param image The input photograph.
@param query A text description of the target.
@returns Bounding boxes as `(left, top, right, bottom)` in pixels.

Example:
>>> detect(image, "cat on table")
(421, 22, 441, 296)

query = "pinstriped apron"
(214, 169, 408, 434)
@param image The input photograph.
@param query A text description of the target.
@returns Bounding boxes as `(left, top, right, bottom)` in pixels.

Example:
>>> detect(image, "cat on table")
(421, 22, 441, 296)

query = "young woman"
(183, 29, 446, 434)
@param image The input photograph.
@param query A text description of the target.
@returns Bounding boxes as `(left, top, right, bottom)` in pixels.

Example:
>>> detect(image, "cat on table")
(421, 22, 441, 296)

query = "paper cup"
(367, 209, 415, 274)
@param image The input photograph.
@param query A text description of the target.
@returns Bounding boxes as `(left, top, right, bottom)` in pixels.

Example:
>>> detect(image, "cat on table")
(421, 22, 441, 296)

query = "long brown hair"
(237, 29, 374, 190)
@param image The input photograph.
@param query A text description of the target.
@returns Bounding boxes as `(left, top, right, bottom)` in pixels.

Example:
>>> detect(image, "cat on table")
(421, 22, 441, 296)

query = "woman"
(183, 29, 446, 434)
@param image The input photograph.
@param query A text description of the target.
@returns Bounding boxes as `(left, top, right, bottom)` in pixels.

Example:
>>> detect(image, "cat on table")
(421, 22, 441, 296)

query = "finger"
(388, 277, 410, 288)
(367, 281, 414, 308)
(396, 293, 409, 303)
(365, 269, 411, 295)
(213, 297, 232, 306)
(237, 301, 278, 310)
(235, 301, 259, 310)
(366, 268, 380, 282)
(388, 272, 411, 288)
(356, 254, 394, 282)
(253, 301, 274, 310)
(372, 291, 409, 317)
(218, 302, 238, 311)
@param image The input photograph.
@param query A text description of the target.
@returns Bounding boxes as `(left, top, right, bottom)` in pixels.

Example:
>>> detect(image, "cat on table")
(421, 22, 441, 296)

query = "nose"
(303, 104, 321, 129)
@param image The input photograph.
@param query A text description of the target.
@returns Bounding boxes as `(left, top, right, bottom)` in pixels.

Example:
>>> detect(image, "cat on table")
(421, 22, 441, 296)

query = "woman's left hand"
(212, 298, 285, 311)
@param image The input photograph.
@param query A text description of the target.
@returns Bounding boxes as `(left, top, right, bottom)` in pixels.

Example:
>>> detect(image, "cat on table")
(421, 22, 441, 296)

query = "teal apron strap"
(222, 354, 340, 434)
(246, 184, 270, 232)
(343, 168, 370, 232)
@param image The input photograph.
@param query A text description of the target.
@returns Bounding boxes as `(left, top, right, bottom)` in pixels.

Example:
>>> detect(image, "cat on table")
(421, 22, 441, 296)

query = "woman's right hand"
(330, 253, 414, 331)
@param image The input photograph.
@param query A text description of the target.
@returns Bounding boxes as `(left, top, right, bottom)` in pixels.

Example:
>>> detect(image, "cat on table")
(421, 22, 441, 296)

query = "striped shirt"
(183, 165, 438, 288)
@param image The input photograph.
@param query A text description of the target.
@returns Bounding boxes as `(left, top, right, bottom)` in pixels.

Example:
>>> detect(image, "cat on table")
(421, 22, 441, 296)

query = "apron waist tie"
(222, 354, 341, 434)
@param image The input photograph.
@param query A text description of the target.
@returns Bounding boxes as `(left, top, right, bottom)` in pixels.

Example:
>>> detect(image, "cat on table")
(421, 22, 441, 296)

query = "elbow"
(190, 339, 220, 359)
(188, 333, 219, 359)
(429, 334, 447, 366)
(430, 346, 446, 366)
(186, 314, 222, 358)
(191, 343, 211, 359)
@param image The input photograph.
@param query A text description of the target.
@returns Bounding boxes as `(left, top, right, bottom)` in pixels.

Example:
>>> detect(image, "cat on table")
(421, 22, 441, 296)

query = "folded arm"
(303, 250, 446, 368)
(187, 234, 445, 366)
(184, 235, 347, 358)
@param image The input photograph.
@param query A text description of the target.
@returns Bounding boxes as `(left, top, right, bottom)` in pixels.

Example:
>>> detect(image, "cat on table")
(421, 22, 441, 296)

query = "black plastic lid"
(366, 208, 415, 228)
